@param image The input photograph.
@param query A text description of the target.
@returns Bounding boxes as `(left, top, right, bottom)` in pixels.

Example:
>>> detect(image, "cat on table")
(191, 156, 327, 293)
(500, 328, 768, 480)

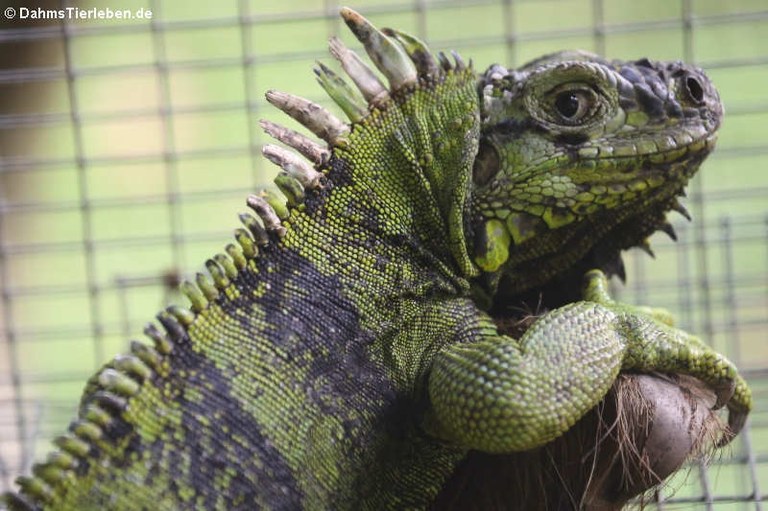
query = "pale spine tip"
(204, 259, 230, 290)
(234, 228, 258, 258)
(214, 253, 238, 280)
(97, 368, 140, 397)
(114, 354, 153, 382)
(274, 171, 306, 207)
(381, 28, 439, 78)
(181, 279, 208, 312)
(144, 322, 173, 355)
(167, 304, 196, 326)
(238, 214, 269, 246)
(130, 340, 162, 370)
(195, 272, 219, 301)
(265, 89, 350, 145)
(339, 7, 417, 90)
(314, 62, 367, 122)
(259, 119, 329, 165)
(328, 35, 388, 102)
(262, 144, 323, 190)
(247, 193, 288, 237)
(226, 243, 247, 270)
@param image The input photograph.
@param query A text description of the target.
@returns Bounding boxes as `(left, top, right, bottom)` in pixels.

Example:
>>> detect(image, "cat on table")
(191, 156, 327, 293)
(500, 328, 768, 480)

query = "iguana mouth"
(579, 130, 718, 164)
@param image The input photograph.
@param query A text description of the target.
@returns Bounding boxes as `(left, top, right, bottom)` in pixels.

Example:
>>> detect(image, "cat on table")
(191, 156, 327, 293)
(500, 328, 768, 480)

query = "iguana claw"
(718, 377, 752, 447)
(711, 378, 735, 410)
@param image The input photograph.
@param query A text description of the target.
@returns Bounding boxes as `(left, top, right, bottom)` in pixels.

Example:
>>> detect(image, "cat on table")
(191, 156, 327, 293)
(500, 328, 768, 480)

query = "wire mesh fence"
(0, 0, 766, 508)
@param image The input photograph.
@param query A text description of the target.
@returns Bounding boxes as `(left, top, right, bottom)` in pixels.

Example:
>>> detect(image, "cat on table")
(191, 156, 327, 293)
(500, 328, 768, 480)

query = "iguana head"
(470, 51, 723, 297)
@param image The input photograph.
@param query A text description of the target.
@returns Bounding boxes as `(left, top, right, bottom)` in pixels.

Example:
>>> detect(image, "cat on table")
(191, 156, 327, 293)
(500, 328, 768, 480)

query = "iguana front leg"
(427, 269, 751, 452)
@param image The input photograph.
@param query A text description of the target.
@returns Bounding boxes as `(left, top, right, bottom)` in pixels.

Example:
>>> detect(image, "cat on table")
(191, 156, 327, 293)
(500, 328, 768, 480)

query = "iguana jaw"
(467, 51, 723, 296)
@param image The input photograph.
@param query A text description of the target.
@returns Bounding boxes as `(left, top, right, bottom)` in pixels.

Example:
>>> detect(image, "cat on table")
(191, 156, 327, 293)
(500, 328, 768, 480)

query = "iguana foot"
(582, 269, 752, 446)
(428, 272, 750, 453)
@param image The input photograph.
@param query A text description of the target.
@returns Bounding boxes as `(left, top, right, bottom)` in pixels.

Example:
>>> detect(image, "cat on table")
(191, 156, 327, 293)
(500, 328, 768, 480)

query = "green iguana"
(2, 7, 751, 510)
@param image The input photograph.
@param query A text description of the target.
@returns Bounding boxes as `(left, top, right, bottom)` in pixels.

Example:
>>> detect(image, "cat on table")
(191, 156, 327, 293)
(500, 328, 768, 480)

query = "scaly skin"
(2, 7, 750, 511)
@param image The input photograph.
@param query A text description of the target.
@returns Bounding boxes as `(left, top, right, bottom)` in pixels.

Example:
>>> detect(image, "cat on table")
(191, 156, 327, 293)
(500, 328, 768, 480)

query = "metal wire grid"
(0, 0, 766, 508)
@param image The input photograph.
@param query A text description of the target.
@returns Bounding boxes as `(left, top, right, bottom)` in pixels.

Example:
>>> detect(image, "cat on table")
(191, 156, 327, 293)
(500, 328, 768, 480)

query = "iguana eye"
(554, 92, 581, 118)
(551, 88, 595, 123)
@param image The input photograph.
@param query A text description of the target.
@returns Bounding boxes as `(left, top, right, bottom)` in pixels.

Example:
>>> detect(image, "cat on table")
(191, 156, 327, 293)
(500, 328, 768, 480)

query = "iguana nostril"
(685, 75, 705, 104)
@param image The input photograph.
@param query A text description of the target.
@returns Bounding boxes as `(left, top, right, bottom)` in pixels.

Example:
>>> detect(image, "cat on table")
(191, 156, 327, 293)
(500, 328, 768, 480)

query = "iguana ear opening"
(472, 139, 500, 186)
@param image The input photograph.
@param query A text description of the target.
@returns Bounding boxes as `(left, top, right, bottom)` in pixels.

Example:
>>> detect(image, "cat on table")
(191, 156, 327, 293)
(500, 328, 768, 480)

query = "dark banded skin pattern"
(2, 8, 750, 511)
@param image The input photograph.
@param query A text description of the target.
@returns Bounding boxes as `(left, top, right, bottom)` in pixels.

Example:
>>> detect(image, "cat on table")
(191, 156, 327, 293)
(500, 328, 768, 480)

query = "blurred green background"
(0, 0, 766, 507)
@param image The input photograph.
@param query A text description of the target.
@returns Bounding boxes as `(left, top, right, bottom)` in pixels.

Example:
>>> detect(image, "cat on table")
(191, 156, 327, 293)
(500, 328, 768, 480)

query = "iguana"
(1, 7, 751, 510)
